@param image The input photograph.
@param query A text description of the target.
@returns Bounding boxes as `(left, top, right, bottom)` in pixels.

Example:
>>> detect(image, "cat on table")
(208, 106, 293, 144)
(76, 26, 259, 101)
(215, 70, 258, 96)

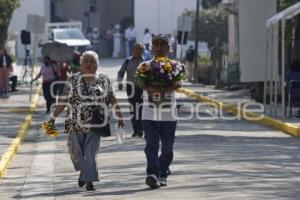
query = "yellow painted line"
(0, 108, 35, 113)
(0, 85, 42, 178)
(177, 87, 300, 137)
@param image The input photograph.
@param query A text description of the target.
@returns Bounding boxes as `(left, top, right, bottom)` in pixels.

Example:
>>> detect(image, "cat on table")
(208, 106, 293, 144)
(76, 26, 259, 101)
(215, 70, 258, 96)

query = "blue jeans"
(142, 120, 177, 177)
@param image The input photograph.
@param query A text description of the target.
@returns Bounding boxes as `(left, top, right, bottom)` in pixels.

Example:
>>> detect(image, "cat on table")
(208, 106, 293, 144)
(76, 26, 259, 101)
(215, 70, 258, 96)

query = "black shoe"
(78, 173, 85, 188)
(131, 133, 138, 137)
(146, 175, 160, 189)
(86, 182, 95, 191)
(137, 131, 143, 138)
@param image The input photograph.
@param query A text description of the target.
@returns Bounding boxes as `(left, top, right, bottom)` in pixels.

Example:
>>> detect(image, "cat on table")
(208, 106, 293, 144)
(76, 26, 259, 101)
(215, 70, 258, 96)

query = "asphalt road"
(1, 59, 300, 200)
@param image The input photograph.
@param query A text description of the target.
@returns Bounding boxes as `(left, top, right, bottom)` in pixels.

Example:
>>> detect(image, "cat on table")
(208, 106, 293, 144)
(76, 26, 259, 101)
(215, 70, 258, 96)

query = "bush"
(197, 56, 213, 84)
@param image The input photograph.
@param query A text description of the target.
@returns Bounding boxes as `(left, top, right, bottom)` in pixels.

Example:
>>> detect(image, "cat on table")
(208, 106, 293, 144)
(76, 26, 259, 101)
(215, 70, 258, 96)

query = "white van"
(44, 21, 91, 53)
(50, 28, 91, 52)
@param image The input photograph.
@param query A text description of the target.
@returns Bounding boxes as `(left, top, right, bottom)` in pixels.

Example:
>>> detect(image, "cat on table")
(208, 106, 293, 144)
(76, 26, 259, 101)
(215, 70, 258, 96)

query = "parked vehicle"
(42, 21, 91, 53)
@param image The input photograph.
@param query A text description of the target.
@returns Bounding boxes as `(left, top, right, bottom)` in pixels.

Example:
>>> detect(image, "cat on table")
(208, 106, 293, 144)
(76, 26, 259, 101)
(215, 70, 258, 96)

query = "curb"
(0, 85, 42, 178)
(177, 88, 300, 137)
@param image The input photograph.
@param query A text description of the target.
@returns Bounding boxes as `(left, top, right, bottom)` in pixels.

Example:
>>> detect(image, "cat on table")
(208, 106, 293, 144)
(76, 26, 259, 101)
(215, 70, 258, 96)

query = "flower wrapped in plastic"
(41, 121, 60, 137)
(136, 57, 185, 107)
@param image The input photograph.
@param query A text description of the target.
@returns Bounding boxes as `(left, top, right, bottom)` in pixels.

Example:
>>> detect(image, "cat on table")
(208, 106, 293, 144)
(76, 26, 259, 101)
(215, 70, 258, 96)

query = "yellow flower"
(163, 63, 172, 73)
(41, 121, 60, 137)
(155, 57, 168, 63)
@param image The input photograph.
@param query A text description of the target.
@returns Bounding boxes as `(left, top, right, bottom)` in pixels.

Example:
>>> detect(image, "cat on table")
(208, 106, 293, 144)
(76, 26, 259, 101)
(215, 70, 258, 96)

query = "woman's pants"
(142, 120, 177, 178)
(0, 67, 10, 96)
(67, 132, 101, 182)
(42, 82, 55, 112)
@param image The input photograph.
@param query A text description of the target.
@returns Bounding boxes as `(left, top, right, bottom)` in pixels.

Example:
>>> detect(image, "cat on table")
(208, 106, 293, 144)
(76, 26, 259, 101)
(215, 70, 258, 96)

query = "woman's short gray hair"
(80, 50, 100, 66)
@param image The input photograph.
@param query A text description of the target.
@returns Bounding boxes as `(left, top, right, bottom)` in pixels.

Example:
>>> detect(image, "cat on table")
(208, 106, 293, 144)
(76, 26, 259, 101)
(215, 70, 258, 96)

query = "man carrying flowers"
(136, 34, 185, 189)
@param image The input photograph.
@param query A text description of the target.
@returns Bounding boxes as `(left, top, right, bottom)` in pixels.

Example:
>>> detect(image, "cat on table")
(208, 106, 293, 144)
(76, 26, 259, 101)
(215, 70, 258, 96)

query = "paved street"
(1, 59, 300, 199)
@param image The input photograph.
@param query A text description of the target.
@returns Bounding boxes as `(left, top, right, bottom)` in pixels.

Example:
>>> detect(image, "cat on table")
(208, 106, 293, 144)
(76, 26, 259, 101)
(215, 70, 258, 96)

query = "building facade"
(53, 0, 134, 35)
(8, 0, 50, 59)
(9, 0, 198, 58)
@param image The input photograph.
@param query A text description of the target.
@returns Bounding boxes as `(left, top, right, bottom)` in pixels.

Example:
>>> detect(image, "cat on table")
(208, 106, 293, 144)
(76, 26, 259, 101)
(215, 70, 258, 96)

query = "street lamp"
(194, 0, 200, 83)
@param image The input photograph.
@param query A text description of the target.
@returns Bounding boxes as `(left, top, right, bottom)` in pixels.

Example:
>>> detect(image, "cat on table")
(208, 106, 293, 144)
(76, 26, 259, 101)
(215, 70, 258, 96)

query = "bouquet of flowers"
(41, 121, 60, 137)
(136, 56, 185, 88)
(136, 56, 185, 107)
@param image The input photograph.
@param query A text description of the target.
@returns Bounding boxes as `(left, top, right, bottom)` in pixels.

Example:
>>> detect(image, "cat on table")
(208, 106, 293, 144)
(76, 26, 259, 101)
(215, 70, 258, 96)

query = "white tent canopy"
(267, 2, 300, 25)
(264, 2, 300, 117)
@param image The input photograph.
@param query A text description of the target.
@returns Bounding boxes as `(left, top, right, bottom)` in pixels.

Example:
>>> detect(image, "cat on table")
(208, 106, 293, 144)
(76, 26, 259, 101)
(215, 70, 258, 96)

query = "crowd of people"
(84, 24, 179, 62)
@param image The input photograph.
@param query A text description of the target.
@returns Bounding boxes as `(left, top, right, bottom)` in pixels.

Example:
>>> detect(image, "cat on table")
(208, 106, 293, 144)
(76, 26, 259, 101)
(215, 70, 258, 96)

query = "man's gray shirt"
(117, 56, 144, 86)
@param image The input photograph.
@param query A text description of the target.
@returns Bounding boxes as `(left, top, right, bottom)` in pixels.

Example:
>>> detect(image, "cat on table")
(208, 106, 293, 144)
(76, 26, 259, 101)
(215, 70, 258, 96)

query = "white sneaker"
(159, 177, 167, 186)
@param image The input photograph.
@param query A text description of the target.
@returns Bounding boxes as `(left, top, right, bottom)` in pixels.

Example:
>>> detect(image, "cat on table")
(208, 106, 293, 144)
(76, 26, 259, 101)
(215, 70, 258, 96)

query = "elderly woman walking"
(49, 50, 124, 191)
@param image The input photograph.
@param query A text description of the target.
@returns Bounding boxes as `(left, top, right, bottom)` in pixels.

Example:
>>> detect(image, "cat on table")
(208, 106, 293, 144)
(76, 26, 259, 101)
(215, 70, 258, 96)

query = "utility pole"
(194, 0, 200, 83)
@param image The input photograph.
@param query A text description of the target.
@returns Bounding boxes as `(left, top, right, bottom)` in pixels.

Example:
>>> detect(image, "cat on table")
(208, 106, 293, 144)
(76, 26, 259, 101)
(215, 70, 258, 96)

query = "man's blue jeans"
(142, 120, 177, 177)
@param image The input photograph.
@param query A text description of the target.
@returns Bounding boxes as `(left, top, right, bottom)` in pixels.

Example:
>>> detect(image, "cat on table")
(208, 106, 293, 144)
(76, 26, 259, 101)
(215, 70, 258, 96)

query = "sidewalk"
(178, 82, 300, 135)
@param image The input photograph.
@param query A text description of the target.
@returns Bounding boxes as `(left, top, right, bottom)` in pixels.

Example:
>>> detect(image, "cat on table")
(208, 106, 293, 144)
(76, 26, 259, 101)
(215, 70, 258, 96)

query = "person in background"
(0, 47, 12, 98)
(31, 56, 60, 113)
(125, 24, 137, 57)
(285, 60, 300, 117)
(71, 51, 81, 73)
(105, 24, 114, 57)
(143, 28, 152, 51)
(143, 45, 152, 61)
(185, 45, 196, 82)
(54, 61, 71, 96)
(8, 65, 18, 92)
(90, 28, 101, 54)
(167, 34, 177, 59)
(60, 62, 71, 81)
(118, 43, 144, 138)
(49, 50, 124, 191)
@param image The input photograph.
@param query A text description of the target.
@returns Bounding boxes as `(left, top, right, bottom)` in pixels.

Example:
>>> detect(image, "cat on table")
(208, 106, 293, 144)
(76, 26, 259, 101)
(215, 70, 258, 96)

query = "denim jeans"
(142, 120, 177, 177)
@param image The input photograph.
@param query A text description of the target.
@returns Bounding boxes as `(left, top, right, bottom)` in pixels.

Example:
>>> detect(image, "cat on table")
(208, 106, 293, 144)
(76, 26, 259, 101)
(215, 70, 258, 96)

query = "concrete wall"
(134, 0, 196, 42)
(55, 0, 132, 34)
(239, 0, 277, 82)
(55, 0, 86, 22)
(8, 0, 50, 59)
(100, 0, 133, 32)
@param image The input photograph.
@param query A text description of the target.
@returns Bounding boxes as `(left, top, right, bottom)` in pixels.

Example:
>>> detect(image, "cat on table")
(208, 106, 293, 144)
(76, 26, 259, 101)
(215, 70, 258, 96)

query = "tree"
(0, 0, 20, 47)
(186, 8, 228, 83)
(202, 0, 222, 9)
